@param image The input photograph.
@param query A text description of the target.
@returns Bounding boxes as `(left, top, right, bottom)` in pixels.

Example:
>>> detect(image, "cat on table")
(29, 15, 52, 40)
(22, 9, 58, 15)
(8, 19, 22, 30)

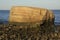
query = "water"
(53, 10, 60, 25)
(0, 10, 60, 25)
(0, 10, 9, 24)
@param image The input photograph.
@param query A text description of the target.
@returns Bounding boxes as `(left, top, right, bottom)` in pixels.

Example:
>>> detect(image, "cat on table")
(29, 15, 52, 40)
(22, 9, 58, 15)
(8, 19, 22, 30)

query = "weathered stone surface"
(9, 6, 55, 25)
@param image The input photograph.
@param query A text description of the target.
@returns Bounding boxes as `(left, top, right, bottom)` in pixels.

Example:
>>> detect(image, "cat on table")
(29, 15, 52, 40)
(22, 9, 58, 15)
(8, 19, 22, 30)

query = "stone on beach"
(9, 6, 55, 25)
(0, 6, 56, 40)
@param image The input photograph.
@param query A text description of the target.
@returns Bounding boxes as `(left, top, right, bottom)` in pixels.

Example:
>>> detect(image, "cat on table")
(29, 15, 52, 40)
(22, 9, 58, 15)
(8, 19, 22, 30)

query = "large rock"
(0, 6, 55, 40)
(9, 6, 55, 25)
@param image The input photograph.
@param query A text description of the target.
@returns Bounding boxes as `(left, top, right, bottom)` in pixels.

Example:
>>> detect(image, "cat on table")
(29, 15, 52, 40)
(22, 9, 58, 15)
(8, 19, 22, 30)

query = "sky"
(0, 0, 60, 10)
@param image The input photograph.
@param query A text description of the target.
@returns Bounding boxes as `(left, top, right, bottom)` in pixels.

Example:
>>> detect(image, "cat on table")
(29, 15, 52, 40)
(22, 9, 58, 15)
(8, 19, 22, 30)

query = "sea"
(0, 10, 60, 25)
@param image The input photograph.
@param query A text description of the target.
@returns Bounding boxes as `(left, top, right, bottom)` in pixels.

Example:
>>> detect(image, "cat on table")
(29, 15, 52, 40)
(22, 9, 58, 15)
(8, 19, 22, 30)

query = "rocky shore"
(0, 23, 60, 40)
(0, 6, 57, 40)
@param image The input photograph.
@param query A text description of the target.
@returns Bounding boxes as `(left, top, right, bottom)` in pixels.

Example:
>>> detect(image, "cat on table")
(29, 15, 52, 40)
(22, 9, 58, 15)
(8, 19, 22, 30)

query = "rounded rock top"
(8, 6, 55, 23)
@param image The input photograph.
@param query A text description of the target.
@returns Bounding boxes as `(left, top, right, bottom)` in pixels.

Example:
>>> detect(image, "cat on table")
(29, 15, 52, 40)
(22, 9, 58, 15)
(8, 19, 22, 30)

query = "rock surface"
(9, 6, 55, 24)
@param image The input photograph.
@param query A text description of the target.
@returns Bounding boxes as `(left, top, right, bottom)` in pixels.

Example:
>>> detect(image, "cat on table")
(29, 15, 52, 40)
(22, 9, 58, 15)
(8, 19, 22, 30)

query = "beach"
(0, 23, 60, 40)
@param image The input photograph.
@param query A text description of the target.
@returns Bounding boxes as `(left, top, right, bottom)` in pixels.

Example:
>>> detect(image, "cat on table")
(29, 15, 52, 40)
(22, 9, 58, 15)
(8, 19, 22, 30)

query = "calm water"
(0, 10, 60, 25)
